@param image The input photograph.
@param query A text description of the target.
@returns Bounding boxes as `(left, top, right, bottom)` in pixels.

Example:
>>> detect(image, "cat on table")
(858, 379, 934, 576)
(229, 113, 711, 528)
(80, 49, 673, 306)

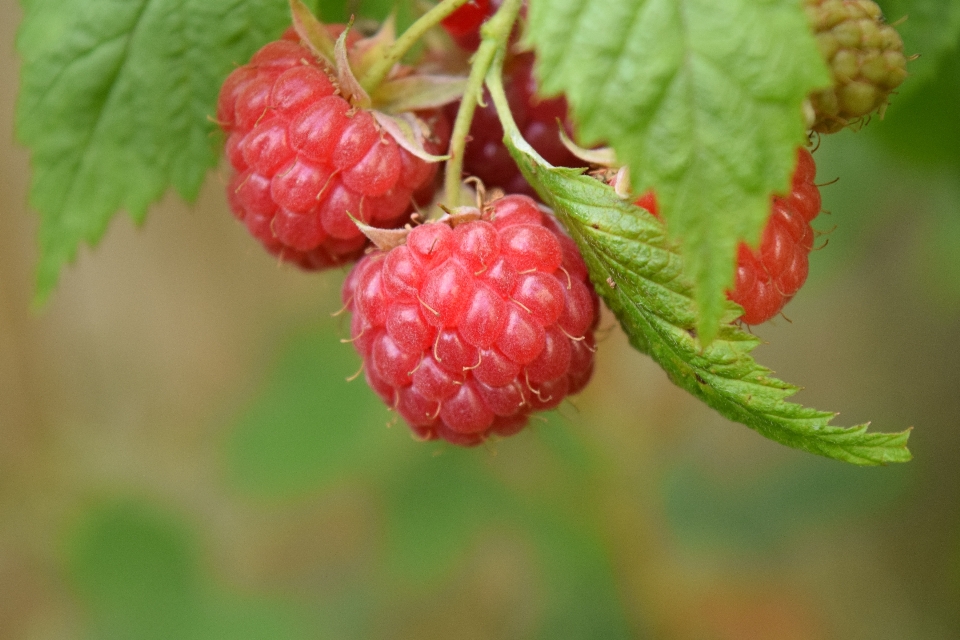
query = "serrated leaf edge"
(502, 134, 911, 466)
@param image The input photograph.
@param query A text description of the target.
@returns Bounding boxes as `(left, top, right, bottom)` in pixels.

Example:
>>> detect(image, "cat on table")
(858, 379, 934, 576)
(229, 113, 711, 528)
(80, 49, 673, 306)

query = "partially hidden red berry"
(632, 148, 822, 325)
(439, 0, 527, 52)
(343, 195, 600, 446)
(441, 0, 495, 51)
(446, 52, 580, 200)
(218, 33, 448, 270)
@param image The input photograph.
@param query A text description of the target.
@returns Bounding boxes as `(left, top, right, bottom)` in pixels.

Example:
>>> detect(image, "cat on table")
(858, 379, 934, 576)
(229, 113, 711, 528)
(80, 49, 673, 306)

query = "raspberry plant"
(15, 0, 917, 464)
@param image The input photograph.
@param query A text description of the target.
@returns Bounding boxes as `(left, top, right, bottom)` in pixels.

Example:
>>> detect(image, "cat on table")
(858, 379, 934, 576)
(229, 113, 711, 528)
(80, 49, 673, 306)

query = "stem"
(442, 0, 524, 207)
(359, 0, 473, 93)
(442, 42, 498, 208)
(483, 47, 528, 154)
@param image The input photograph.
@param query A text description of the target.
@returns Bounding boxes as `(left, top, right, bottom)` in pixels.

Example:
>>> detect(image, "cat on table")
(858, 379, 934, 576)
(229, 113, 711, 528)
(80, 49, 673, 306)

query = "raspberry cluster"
(632, 149, 821, 325)
(803, 0, 908, 133)
(447, 52, 579, 199)
(342, 195, 599, 445)
(217, 31, 448, 270)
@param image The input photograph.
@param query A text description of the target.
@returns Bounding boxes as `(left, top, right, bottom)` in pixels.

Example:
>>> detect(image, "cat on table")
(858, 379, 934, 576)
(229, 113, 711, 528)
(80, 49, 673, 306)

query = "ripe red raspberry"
(217, 30, 449, 270)
(342, 195, 600, 446)
(447, 52, 579, 199)
(632, 148, 821, 325)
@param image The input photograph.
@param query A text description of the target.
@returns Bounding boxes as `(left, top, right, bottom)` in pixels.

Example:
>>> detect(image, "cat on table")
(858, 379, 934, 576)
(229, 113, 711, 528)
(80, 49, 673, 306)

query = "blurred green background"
(2, 0, 960, 638)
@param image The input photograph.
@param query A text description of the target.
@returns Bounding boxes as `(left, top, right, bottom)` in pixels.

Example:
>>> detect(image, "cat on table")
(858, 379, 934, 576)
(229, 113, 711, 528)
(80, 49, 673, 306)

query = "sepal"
(372, 74, 469, 112)
(372, 111, 450, 163)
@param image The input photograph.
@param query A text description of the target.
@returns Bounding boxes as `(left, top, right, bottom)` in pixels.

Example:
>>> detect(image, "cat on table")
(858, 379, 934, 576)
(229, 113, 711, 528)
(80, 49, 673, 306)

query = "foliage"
(15, 0, 941, 463)
(526, 0, 830, 342)
(497, 110, 911, 464)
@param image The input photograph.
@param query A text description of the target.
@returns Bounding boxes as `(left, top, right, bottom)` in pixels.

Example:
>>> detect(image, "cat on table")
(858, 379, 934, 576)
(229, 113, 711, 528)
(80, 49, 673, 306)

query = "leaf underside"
(526, 0, 831, 344)
(16, 0, 294, 303)
(504, 135, 911, 466)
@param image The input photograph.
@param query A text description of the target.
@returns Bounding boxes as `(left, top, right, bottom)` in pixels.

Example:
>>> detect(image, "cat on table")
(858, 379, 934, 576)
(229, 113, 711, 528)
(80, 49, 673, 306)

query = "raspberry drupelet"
(727, 148, 821, 324)
(342, 195, 600, 446)
(217, 30, 449, 270)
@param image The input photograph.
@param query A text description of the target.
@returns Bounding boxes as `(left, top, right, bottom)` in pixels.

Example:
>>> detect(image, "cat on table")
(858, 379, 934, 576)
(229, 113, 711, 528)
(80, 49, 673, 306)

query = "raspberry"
(217, 31, 449, 270)
(447, 52, 580, 199)
(441, 0, 495, 51)
(440, 0, 526, 52)
(803, 0, 908, 133)
(632, 148, 821, 325)
(342, 195, 600, 446)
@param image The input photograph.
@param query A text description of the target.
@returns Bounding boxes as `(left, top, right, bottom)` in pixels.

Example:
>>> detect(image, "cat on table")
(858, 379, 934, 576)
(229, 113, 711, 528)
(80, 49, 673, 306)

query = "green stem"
(441, 42, 498, 207)
(483, 47, 528, 153)
(359, 0, 472, 93)
(442, 0, 524, 207)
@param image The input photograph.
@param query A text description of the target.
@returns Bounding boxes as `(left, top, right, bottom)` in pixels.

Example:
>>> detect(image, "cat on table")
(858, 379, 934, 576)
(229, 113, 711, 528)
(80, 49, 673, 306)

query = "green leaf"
(499, 124, 911, 465)
(525, 0, 831, 343)
(15, 0, 293, 303)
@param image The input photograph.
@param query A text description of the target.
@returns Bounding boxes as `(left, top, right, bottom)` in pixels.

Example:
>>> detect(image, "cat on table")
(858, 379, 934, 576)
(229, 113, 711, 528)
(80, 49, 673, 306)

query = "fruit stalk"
(442, 0, 524, 206)
(359, 0, 473, 93)
(482, 42, 531, 158)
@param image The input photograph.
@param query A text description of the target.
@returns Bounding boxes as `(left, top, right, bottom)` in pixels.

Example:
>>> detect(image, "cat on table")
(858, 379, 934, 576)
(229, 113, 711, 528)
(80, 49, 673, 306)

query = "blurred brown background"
(2, 0, 959, 638)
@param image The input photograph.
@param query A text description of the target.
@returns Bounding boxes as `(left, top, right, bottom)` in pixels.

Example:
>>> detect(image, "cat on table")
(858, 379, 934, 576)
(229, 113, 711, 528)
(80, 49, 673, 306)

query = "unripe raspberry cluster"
(342, 195, 599, 446)
(803, 0, 908, 133)
(632, 149, 822, 325)
(217, 30, 447, 269)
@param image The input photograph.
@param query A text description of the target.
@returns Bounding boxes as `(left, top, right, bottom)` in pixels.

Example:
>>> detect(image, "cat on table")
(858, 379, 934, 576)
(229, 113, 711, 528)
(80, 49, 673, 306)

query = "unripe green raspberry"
(804, 0, 908, 134)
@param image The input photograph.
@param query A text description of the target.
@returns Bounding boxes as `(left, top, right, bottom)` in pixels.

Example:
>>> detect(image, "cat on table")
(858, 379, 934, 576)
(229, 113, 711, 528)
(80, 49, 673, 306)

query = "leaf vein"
(61, 0, 153, 221)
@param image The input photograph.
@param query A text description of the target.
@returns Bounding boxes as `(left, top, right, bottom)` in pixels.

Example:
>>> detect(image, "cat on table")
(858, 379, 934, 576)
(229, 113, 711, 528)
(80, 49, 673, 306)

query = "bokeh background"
(2, 0, 959, 638)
